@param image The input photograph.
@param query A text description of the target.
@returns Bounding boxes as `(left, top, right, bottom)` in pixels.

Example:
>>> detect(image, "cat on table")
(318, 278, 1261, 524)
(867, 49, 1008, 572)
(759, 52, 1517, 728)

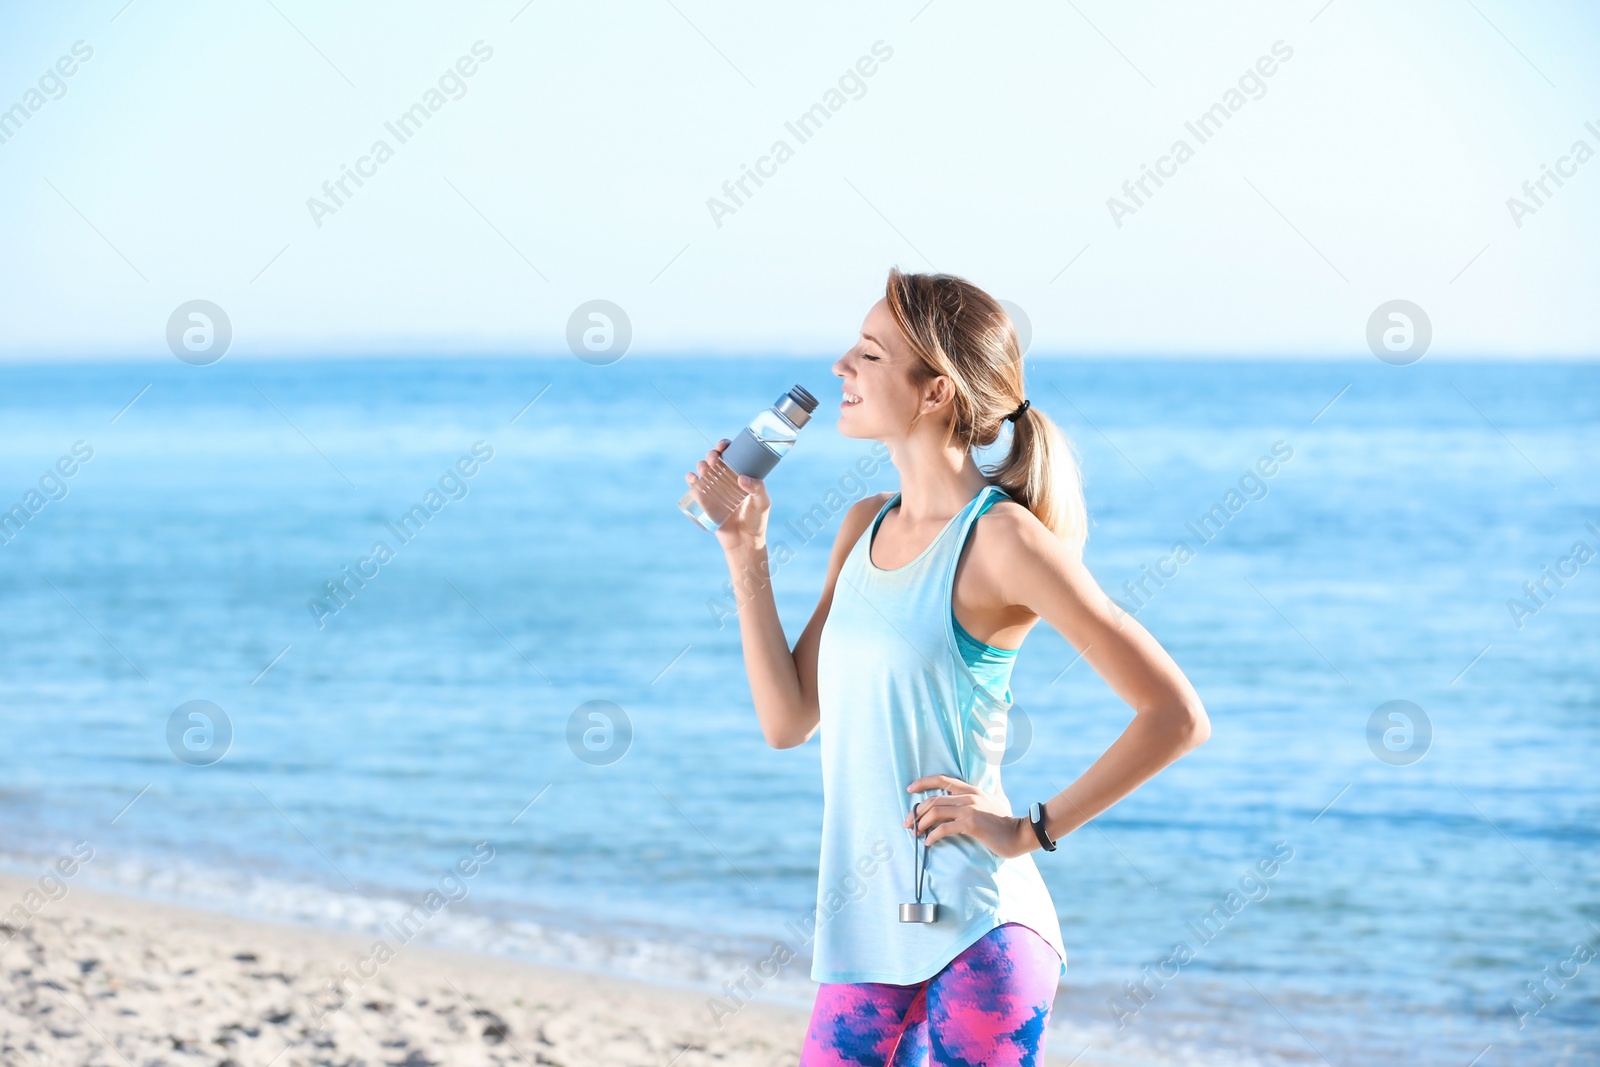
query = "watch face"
(1029, 801, 1041, 822)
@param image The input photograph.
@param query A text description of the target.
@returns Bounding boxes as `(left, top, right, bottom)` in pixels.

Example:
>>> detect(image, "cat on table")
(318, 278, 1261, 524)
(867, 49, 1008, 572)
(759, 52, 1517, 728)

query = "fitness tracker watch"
(1027, 801, 1057, 852)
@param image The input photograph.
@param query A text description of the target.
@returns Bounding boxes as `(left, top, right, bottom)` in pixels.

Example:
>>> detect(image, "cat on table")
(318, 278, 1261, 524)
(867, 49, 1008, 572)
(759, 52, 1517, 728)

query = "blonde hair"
(884, 267, 1089, 555)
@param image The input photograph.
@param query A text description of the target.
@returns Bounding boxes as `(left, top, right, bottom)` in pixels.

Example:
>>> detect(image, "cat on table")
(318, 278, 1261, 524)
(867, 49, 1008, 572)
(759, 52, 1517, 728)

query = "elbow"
(765, 715, 819, 750)
(1176, 700, 1210, 752)
(764, 730, 797, 750)
(765, 702, 820, 750)
(1147, 697, 1208, 754)
(762, 721, 802, 750)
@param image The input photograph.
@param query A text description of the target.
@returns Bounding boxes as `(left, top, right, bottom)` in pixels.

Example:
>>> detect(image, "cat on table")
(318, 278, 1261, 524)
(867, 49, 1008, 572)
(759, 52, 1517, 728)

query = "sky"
(0, 0, 1596, 359)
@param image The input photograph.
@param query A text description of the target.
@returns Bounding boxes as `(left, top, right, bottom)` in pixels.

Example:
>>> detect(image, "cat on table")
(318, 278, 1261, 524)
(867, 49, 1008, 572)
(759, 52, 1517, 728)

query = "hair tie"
(1005, 399, 1030, 423)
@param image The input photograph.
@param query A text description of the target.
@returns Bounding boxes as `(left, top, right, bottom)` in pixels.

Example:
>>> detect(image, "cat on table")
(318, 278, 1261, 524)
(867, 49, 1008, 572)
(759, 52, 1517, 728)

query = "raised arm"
(686, 439, 887, 749)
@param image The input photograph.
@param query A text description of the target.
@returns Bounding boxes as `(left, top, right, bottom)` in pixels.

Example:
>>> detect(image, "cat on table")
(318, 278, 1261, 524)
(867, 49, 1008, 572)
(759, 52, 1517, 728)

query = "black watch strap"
(1028, 801, 1056, 851)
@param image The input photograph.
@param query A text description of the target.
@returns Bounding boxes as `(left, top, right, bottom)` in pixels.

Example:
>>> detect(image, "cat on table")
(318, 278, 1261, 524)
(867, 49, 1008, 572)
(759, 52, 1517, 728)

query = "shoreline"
(0, 874, 1139, 1066)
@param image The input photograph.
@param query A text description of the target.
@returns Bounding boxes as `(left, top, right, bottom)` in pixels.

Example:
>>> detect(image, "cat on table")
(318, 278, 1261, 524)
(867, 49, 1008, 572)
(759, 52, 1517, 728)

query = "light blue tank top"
(811, 483, 1067, 985)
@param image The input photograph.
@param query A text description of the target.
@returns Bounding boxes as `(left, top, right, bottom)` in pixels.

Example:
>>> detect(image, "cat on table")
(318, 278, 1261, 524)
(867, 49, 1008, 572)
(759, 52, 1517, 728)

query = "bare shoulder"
(818, 492, 893, 588)
(834, 491, 893, 553)
(970, 495, 1046, 550)
(966, 494, 1068, 584)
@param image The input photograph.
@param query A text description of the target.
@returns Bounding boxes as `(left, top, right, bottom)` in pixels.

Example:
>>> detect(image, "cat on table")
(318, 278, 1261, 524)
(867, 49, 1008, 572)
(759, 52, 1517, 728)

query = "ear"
(920, 375, 955, 414)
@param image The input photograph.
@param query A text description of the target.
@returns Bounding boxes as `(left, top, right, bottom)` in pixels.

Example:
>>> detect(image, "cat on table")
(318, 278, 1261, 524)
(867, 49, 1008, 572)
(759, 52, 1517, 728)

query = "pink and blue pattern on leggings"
(800, 921, 1062, 1067)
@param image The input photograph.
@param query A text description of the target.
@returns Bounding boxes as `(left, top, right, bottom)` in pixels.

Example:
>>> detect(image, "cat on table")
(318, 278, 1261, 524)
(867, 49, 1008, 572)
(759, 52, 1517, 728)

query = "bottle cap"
(776, 384, 818, 429)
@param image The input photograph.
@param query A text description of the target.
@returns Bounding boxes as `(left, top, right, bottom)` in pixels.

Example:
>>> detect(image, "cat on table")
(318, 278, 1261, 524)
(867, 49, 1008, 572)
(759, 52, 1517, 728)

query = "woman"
(683, 269, 1210, 1065)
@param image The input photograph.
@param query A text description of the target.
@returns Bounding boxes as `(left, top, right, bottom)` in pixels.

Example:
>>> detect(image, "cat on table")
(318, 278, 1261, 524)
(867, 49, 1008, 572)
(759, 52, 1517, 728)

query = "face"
(832, 298, 947, 440)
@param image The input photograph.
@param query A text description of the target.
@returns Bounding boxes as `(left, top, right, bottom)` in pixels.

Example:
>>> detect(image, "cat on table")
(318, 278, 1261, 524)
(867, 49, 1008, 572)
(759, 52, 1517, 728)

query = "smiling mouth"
(842, 391, 863, 405)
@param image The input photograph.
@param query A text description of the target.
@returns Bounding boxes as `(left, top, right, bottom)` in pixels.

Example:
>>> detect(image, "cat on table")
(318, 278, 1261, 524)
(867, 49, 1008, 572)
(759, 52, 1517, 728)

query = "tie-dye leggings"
(800, 921, 1063, 1066)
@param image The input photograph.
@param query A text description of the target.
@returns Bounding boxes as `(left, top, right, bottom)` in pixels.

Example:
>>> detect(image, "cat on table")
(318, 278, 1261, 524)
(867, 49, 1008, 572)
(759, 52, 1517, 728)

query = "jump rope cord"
(912, 801, 925, 902)
(911, 791, 941, 903)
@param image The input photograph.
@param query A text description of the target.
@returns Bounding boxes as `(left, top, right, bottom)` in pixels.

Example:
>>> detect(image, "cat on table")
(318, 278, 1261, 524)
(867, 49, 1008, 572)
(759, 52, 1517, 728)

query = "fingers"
(905, 794, 965, 835)
(905, 774, 975, 795)
(687, 440, 731, 482)
(922, 814, 967, 847)
(917, 809, 1003, 848)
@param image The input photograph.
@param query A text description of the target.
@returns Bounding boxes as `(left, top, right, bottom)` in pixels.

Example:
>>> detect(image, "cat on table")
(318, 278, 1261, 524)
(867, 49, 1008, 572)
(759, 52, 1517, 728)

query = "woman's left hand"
(904, 775, 1035, 859)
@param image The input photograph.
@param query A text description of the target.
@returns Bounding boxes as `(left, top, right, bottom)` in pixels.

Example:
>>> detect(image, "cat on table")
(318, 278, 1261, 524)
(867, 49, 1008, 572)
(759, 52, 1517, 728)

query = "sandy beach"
(0, 874, 817, 1067)
(0, 875, 1140, 1067)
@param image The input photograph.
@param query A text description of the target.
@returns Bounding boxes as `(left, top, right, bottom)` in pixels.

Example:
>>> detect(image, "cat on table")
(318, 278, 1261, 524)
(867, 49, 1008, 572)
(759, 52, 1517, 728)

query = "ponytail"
(989, 403, 1088, 556)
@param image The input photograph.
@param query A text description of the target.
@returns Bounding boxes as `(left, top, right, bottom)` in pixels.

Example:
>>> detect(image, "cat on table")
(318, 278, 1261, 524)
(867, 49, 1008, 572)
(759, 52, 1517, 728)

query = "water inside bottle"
(677, 455, 746, 531)
(679, 389, 808, 532)
(746, 410, 798, 457)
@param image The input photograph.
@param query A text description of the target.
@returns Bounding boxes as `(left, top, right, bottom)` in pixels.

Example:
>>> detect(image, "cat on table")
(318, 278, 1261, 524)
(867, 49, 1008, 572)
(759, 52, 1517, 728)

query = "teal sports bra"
(951, 491, 1019, 703)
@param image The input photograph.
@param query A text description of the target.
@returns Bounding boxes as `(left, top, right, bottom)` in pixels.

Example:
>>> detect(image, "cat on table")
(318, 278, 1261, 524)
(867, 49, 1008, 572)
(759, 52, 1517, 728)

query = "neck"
(881, 432, 990, 523)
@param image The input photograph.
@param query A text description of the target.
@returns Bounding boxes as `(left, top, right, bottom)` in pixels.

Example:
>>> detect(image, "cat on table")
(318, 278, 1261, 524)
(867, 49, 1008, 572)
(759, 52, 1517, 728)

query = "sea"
(1, 355, 1595, 1066)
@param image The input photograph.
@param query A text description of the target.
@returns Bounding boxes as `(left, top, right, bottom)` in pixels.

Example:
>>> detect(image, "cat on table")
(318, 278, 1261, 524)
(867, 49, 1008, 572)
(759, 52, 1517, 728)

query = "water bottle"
(678, 384, 819, 531)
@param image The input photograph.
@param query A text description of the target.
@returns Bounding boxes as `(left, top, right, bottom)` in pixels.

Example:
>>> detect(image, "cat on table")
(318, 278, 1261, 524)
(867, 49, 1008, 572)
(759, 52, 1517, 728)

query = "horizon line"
(1, 349, 1596, 364)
